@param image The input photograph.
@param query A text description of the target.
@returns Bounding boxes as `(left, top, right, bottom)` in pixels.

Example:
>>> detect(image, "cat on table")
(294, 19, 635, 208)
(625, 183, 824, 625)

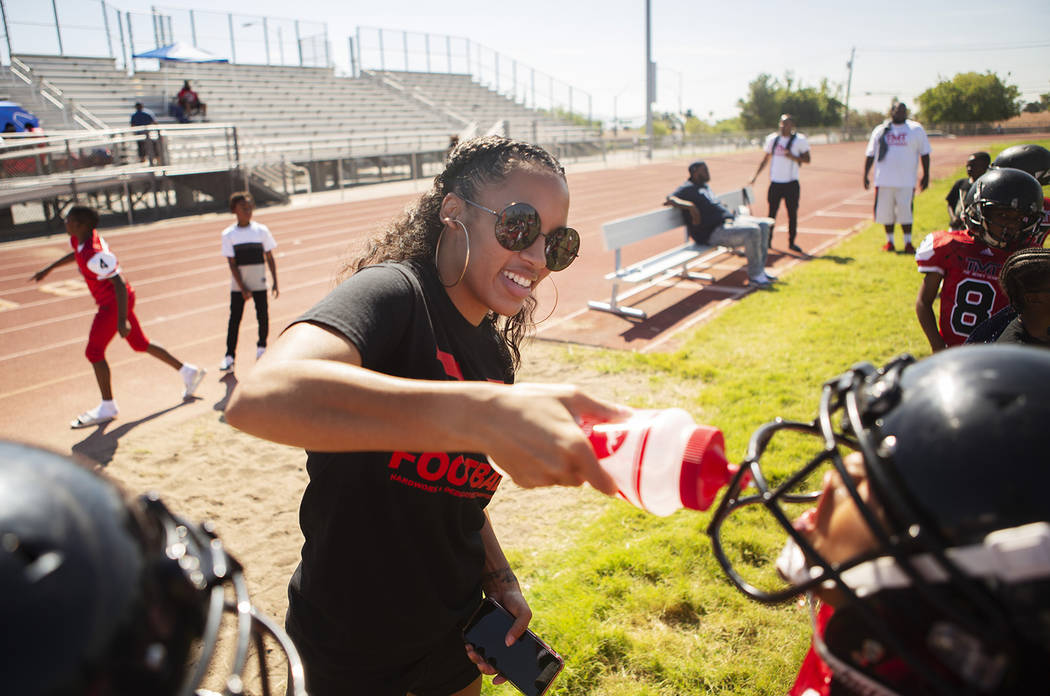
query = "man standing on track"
(750, 113, 810, 254)
(863, 102, 931, 254)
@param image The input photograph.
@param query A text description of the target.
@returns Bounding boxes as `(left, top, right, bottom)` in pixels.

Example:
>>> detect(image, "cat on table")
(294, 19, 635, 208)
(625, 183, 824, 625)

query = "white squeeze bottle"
(582, 408, 732, 516)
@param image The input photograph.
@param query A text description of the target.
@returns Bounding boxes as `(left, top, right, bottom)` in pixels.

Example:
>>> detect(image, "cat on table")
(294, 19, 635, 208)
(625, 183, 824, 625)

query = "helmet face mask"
(0, 443, 306, 696)
(707, 347, 1050, 696)
(962, 168, 1044, 251)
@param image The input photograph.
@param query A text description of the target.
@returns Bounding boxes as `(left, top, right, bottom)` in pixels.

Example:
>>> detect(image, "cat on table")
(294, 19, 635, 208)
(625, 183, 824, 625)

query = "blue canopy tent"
(0, 101, 41, 132)
(132, 42, 229, 63)
(132, 42, 228, 121)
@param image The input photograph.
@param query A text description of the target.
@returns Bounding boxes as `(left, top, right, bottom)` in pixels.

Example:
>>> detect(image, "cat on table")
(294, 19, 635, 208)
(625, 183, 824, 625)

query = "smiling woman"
(223, 135, 630, 696)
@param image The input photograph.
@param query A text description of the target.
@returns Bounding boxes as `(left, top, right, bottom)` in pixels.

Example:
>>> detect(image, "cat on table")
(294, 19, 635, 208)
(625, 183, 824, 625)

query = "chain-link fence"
(354, 27, 593, 125)
(0, 0, 329, 70)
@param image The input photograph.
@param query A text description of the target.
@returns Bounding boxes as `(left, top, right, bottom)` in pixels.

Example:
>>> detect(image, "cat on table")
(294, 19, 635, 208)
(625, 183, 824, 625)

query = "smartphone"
(463, 598, 565, 696)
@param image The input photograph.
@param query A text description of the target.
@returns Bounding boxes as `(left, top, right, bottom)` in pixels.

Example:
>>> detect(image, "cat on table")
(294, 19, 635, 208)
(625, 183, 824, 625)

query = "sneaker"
(789, 243, 804, 253)
(71, 403, 117, 429)
(181, 365, 206, 399)
(749, 275, 774, 289)
(903, 242, 916, 254)
(219, 355, 235, 372)
(256, 346, 266, 360)
(881, 242, 896, 252)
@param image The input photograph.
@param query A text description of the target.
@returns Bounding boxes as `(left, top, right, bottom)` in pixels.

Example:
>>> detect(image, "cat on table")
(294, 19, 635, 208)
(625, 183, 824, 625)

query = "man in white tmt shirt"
(863, 102, 931, 253)
(750, 113, 811, 254)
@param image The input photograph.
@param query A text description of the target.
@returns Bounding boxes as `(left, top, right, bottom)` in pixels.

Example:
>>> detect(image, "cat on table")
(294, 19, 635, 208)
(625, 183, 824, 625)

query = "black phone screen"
(463, 599, 564, 696)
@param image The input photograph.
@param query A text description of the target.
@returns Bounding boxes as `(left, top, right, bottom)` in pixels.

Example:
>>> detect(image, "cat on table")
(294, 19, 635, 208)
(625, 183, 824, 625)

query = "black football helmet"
(708, 346, 1050, 695)
(992, 144, 1050, 186)
(0, 442, 306, 696)
(961, 168, 1044, 250)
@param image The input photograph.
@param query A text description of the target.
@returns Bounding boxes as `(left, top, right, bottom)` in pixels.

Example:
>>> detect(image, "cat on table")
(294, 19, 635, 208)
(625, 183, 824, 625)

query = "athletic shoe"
(789, 243, 804, 253)
(181, 365, 206, 399)
(749, 275, 774, 289)
(881, 242, 895, 252)
(70, 403, 117, 429)
(219, 355, 235, 372)
(903, 242, 916, 254)
(256, 346, 266, 360)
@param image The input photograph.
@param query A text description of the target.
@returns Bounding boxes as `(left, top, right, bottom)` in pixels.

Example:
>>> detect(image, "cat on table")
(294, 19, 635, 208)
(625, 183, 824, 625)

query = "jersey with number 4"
(915, 230, 1013, 346)
(72, 228, 130, 306)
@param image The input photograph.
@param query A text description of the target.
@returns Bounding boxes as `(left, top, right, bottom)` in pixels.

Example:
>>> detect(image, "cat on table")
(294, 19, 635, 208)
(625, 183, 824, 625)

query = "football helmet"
(708, 346, 1050, 695)
(961, 168, 1044, 250)
(0, 441, 306, 696)
(992, 144, 1050, 185)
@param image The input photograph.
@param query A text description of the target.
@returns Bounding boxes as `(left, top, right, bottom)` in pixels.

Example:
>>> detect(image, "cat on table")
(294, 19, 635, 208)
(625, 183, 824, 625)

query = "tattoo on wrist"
(482, 567, 516, 586)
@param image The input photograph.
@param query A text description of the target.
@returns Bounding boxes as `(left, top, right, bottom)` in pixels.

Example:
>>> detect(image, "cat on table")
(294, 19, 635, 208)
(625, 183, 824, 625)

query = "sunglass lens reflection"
(498, 204, 540, 250)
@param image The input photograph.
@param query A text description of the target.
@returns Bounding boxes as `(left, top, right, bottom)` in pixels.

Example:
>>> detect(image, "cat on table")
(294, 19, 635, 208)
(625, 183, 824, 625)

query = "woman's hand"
(466, 568, 533, 684)
(476, 383, 631, 495)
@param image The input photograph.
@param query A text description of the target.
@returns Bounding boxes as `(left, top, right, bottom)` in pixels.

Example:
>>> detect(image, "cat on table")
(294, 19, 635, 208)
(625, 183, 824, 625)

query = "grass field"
(491, 139, 1050, 695)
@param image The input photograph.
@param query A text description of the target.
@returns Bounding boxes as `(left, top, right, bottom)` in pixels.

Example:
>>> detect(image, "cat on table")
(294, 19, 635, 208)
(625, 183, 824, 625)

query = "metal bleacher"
(1, 52, 600, 231)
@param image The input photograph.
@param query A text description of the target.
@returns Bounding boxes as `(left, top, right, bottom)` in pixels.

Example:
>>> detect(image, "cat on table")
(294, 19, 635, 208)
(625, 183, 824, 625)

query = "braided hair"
(345, 135, 566, 369)
(999, 247, 1050, 313)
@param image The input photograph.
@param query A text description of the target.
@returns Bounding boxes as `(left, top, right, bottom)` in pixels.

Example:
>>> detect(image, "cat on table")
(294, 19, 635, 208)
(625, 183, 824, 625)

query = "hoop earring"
(535, 276, 559, 323)
(435, 218, 470, 288)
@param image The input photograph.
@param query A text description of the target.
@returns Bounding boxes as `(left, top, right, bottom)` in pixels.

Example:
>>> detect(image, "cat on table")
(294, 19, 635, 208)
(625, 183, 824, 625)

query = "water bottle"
(583, 408, 731, 516)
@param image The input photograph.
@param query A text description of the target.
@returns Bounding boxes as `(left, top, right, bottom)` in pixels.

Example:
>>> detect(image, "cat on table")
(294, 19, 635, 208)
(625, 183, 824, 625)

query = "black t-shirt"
(671, 180, 732, 244)
(945, 178, 971, 230)
(286, 261, 513, 665)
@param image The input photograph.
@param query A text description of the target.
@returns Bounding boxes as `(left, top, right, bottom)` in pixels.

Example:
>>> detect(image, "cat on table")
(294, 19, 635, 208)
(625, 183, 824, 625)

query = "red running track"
(0, 134, 1025, 454)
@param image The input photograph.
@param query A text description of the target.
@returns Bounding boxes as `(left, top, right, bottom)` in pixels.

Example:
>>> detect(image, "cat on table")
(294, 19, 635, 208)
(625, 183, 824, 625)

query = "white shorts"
(874, 186, 914, 225)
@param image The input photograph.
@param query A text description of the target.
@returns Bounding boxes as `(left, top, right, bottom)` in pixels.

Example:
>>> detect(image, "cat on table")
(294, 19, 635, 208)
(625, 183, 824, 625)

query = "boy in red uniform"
(914, 168, 1044, 351)
(30, 206, 206, 428)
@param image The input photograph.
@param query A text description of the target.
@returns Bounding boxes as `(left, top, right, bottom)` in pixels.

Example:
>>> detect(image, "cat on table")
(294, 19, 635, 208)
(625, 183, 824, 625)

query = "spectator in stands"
(223, 136, 623, 696)
(219, 191, 279, 372)
(666, 161, 776, 288)
(945, 151, 989, 230)
(863, 102, 931, 253)
(749, 113, 810, 253)
(177, 80, 206, 119)
(992, 247, 1050, 347)
(168, 97, 189, 124)
(129, 102, 157, 163)
(28, 205, 206, 428)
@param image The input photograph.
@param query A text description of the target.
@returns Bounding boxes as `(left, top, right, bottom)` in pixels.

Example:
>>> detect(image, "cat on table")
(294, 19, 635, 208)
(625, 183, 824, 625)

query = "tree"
(916, 72, 1021, 123)
(737, 73, 844, 130)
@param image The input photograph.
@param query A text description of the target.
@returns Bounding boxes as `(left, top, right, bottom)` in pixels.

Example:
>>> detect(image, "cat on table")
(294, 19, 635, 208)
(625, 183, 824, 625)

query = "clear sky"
(6, 0, 1050, 125)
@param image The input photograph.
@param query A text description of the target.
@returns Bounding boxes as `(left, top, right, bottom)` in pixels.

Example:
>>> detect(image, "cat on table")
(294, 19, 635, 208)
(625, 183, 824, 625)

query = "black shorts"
(288, 617, 480, 696)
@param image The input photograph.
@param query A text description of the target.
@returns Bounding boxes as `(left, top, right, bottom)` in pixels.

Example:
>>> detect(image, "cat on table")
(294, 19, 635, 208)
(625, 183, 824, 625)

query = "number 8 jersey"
(915, 229, 1013, 346)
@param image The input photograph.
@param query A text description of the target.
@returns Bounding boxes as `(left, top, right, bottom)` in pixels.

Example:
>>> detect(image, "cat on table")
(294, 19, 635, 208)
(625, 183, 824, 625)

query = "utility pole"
(645, 0, 653, 160)
(843, 46, 855, 140)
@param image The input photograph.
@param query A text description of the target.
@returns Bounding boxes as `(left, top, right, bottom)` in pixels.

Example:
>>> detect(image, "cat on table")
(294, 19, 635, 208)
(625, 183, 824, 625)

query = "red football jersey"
(915, 230, 1013, 346)
(72, 228, 127, 305)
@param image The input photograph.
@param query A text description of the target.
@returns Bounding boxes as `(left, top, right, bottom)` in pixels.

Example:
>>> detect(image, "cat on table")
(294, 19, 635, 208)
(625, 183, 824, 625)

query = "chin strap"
(838, 522, 1050, 596)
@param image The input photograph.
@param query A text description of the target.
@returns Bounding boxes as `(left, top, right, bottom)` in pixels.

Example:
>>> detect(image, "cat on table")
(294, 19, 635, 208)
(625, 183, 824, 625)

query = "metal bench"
(587, 187, 754, 319)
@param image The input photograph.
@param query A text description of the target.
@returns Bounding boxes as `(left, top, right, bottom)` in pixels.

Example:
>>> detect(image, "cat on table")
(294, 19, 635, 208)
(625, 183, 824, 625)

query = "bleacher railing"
(353, 27, 593, 126)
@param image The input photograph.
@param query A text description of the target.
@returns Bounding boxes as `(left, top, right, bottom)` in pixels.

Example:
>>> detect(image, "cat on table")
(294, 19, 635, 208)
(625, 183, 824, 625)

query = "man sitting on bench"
(666, 161, 776, 288)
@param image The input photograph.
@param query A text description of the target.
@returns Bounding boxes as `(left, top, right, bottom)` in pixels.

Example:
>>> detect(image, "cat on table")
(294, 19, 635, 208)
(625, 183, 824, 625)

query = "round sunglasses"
(461, 197, 580, 271)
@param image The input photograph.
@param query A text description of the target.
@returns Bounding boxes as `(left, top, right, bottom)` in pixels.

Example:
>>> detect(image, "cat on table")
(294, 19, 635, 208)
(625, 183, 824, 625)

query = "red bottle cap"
(678, 425, 729, 511)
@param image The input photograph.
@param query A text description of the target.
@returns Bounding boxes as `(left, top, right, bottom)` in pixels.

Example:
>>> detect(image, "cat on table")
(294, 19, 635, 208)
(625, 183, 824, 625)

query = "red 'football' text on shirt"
(388, 450, 501, 499)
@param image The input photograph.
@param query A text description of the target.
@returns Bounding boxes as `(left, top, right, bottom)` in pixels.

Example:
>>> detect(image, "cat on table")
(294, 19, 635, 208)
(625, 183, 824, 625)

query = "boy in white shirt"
(220, 192, 278, 371)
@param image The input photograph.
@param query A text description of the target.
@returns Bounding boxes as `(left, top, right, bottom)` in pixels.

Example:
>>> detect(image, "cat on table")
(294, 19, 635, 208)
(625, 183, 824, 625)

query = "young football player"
(914, 168, 1044, 351)
(707, 345, 1050, 695)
